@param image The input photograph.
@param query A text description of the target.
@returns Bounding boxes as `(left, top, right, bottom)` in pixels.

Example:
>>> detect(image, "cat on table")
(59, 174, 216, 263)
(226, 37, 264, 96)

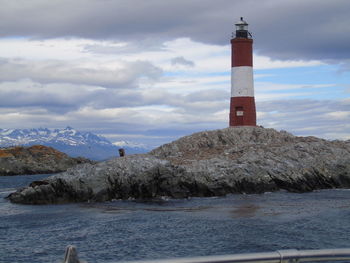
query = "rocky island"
(0, 145, 93, 176)
(8, 127, 350, 204)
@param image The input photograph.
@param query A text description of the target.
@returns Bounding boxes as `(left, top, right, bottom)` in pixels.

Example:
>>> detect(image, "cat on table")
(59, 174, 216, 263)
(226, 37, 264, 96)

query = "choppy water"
(1, 174, 350, 263)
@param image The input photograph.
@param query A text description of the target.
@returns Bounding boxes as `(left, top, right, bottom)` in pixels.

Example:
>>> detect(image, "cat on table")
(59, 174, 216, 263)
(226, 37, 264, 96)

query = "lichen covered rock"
(0, 145, 93, 176)
(8, 127, 350, 204)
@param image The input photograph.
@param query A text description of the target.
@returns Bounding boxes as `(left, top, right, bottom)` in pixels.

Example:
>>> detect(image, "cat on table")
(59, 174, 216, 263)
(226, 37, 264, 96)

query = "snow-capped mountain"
(0, 127, 149, 160)
(0, 126, 110, 147)
(113, 140, 147, 149)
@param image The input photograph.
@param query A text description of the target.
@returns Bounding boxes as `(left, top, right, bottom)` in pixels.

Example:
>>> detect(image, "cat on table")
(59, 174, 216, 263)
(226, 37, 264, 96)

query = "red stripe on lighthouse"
(231, 39, 253, 67)
(229, 97, 256, 126)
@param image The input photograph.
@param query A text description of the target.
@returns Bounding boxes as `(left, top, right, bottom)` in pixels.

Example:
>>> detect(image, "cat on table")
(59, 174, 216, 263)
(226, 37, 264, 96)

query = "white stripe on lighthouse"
(231, 66, 254, 97)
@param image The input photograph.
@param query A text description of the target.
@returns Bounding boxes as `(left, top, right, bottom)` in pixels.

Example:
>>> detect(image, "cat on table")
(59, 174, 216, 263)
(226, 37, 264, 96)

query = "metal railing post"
(63, 245, 86, 263)
(276, 250, 300, 263)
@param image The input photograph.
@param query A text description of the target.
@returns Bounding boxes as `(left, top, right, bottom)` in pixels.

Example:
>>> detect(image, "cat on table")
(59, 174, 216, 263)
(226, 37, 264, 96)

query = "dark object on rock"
(8, 127, 350, 204)
(118, 148, 125, 157)
(0, 145, 94, 176)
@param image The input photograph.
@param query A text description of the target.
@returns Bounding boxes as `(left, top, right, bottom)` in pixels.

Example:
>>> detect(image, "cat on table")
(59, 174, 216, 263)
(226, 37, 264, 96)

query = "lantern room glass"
(236, 24, 248, 31)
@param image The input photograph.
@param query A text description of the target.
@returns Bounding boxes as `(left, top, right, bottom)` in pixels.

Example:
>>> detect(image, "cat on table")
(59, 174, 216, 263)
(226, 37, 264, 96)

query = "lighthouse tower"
(229, 17, 256, 126)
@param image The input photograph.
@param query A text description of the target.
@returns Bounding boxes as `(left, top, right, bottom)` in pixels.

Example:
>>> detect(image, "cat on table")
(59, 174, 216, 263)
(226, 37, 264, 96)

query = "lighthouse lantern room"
(229, 17, 257, 126)
(235, 18, 249, 37)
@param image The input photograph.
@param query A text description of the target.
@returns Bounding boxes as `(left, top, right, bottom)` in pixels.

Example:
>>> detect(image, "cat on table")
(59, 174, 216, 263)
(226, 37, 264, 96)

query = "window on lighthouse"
(236, 107, 244, 116)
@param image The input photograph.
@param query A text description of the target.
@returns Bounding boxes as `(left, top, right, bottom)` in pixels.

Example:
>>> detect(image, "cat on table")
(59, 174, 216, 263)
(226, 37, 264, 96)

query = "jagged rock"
(0, 145, 94, 176)
(8, 127, 350, 204)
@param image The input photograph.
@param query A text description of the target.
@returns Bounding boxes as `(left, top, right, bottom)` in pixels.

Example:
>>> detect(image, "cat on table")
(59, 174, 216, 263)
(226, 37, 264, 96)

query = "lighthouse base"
(229, 96, 256, 126)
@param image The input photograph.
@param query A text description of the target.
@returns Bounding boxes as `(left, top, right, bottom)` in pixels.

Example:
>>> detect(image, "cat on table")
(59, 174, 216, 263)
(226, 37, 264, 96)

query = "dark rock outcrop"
(0, 145, 93, 176)
(8, 127, 350, 204)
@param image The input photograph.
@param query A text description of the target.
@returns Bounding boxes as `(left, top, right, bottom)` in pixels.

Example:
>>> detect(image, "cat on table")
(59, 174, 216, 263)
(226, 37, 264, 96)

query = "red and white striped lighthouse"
(229, 17, 256, 126)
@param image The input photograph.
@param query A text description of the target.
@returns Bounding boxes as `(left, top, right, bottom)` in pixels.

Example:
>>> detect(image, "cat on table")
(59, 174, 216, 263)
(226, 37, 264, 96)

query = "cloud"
(83, 40, 167, 54)
(257, 99, 350, 140)
(0, 58, 162, 88)
(171, 56, 195, 67)
(254, 55, 324, 70)
(0, 0, 349, 63)
(0, 80, 102, 112)
(0, 77, 227, 115)
(254, 82, 338, 101)
(323, 111, 350, 120)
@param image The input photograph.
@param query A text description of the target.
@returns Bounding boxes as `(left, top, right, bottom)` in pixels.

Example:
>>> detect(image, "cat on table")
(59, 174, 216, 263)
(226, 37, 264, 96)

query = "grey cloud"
(0, 81, 153, 113)
(0, 74, 230, 118)
(0, 58, 162, 88)
(91, 87, 229, 113)
(257, 99, 350, 139)
(1, 0, 350, 62)
(83, 39, 167, 54)
(0, 75, 228, 115)
(185, 90, 228, 102)
(0, 80, 101, 112)
(171, 57, 195, 67)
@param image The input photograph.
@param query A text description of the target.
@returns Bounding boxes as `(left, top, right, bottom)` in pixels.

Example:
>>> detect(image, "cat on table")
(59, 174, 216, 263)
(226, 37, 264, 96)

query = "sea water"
(1, 174, 350, 263)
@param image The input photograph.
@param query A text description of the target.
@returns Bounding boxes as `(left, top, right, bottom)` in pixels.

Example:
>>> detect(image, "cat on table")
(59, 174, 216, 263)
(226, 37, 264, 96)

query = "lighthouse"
(229, 17, 256, 126)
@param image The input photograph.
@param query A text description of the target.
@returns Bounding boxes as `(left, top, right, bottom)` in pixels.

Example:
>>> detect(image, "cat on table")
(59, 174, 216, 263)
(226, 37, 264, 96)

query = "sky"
(0, 0, 349, 148)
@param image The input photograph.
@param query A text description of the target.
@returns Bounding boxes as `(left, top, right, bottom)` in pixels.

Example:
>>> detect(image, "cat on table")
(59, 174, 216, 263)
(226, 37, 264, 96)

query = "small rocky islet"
(8, 126, 350, 204)
(0, 145, 93, 177)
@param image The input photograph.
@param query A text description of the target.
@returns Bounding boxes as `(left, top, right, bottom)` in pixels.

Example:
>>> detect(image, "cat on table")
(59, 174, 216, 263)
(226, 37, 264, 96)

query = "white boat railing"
(63, 246, 350, 263)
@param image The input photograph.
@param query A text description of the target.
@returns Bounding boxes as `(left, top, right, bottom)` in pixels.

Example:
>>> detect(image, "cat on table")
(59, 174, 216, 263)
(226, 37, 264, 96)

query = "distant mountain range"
(0, 127, 149, 160)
